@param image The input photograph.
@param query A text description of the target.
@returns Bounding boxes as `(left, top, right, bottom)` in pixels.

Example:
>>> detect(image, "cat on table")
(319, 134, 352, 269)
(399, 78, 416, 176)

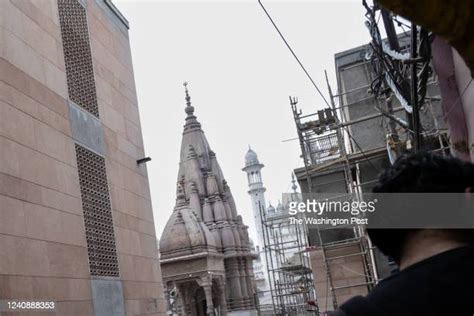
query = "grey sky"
(115, 0, 372, 242)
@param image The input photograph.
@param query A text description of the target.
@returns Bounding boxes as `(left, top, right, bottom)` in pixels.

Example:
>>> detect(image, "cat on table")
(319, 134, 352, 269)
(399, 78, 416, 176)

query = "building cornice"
(104, 0, 129, 29)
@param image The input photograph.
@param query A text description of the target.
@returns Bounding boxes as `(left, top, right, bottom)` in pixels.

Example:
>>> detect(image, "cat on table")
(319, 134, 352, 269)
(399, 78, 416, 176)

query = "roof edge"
(104, 0, 129, 29)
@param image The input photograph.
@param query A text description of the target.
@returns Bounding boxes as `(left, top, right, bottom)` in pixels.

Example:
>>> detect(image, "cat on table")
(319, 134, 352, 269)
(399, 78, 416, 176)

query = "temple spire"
(182, 82, 201, 132)
(183, 82, 194, 117)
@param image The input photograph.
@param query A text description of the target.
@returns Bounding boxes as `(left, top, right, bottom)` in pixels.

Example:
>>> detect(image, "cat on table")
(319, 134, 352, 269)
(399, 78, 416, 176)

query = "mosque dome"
(276, 201, 285, 212)
(245, 147, 259, 166)
(267, 203, 275, 213)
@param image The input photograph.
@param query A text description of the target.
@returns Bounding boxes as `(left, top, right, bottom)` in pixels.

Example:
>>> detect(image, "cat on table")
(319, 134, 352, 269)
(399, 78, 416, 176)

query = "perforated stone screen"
(75, 144, 119, 277)
(58, 0, 99, 117)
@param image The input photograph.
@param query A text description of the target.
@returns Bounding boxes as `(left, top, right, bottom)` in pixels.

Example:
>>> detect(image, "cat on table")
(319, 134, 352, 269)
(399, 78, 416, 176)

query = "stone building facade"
(0, 0, 165, 314)
(159, 84, 258, 316)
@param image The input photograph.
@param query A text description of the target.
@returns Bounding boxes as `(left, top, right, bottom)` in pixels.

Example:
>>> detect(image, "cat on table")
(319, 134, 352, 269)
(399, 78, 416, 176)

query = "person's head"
(368, 152, 474, 264)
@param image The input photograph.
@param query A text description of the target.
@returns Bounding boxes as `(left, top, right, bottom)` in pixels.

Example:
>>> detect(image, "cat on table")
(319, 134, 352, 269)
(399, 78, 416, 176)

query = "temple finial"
(183, 82, 190, 104)
(183, 81, 194, 116)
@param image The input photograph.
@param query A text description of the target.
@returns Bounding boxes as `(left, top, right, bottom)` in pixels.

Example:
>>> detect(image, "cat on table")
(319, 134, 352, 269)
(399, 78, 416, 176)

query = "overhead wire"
(257, 0, 331, 108)
(257, 4, 383, 309)
(258, 0, 381, 173)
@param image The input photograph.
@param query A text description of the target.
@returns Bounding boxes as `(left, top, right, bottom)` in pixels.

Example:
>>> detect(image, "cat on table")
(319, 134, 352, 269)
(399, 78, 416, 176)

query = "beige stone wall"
(310, 244, 370, 313)
(0, 0, 165, 314)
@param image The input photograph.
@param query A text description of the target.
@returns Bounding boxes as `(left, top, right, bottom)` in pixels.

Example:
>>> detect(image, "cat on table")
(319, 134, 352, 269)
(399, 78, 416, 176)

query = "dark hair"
(372, 151, 474, 193)
(368, 152, 474, 263)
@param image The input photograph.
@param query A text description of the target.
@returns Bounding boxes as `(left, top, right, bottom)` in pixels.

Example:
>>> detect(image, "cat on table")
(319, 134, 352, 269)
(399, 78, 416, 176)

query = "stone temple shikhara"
(159, 83, 258, 315)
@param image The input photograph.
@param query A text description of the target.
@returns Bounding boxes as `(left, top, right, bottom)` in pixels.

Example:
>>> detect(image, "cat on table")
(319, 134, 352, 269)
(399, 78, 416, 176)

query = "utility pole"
(381, 7, 422, 152)
(411, 23, 422, 151)
(381, 9, 400, 51)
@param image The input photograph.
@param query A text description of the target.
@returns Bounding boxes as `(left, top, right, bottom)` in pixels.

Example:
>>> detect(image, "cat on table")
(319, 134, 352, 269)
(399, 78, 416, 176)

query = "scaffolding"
(288, 5, 451, 312)
(255, 0, 451, 313)
(291, 94, 380, 313)
(259, 200, 317, 315)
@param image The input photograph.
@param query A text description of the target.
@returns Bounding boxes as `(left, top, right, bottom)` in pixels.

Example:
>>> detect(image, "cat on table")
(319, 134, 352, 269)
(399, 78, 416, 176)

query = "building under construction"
(258, 198, 317, 315)
(290, 3, 449, 314)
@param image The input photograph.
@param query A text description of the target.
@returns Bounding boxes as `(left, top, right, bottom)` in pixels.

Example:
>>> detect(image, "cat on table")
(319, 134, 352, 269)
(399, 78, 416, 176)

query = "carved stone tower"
(159, 83, 258, 315)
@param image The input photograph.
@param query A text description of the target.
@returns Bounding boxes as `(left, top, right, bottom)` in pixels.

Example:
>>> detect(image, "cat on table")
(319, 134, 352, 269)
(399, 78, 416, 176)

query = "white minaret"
(242, 146, 266, 248)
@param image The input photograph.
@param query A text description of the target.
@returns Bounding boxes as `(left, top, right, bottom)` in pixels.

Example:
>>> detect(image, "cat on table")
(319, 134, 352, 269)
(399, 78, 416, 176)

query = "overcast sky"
(114, 0, 372, 243)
